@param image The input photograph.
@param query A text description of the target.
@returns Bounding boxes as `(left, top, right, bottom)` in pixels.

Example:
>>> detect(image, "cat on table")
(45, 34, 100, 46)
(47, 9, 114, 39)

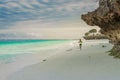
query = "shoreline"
(0, 39, 117, 80)
(0, 40, 74, 80)
(6, 40, 120, 80)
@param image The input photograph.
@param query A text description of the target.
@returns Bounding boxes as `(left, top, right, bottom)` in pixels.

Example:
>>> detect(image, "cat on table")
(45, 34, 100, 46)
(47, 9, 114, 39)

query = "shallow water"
(0, 40, 70, 54)
(0, 40, 71, 64)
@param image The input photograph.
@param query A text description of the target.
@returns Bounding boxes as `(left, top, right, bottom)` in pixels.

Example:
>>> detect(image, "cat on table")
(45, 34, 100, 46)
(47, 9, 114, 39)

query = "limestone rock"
(81, 0, 120, 44)
(81, 0, 120, 58)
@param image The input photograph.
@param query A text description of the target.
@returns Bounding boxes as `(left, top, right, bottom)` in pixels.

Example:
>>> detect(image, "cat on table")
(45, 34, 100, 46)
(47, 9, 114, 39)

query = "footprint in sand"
(42, 59, 47, 62)
(66, 49, 72, 51)
(88, 56, 91, 59)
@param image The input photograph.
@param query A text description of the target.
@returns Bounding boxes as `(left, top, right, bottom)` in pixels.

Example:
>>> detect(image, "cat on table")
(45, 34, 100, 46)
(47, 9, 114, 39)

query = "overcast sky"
(0, 0, 99, 39)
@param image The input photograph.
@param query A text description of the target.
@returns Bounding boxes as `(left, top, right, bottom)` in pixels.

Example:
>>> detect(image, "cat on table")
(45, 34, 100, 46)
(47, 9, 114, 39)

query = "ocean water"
(0, 40, 71, 62)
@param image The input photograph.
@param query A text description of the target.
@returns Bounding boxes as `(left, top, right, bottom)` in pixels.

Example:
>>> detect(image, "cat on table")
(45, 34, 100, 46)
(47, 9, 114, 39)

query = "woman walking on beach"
(78, 39, 83, 50)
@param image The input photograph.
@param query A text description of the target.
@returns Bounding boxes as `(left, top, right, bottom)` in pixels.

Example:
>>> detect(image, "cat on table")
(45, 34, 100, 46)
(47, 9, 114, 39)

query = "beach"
(1, 40, 120, 80)
(0, 40, 72, 80)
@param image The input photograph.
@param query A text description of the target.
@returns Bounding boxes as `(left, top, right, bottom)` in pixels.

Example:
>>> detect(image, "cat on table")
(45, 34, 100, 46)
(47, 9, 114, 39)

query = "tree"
(85, 32, 89, 36)
(89, 29, 97, 39)
(89, 29, 97, 34)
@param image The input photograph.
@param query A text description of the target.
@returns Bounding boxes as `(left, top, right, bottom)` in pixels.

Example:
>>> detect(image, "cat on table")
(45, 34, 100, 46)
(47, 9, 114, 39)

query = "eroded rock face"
(81, 0, 120, 44)
(81, 0, 120, 58)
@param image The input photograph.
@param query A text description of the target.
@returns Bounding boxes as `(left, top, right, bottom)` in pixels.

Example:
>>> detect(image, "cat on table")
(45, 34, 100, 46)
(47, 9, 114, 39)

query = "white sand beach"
(1, 40, 120, 80)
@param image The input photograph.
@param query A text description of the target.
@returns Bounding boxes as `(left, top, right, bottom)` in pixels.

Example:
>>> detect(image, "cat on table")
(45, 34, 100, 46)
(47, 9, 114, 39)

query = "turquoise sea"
(0, 40, 71, 62)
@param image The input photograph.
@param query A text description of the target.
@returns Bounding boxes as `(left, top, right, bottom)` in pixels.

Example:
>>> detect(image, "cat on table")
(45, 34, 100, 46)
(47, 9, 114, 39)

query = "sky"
(0, 0, 99, 39)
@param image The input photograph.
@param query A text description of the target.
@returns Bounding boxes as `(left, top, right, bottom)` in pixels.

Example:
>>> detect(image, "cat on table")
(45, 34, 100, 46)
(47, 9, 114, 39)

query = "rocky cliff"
(81, 0, 120, 58)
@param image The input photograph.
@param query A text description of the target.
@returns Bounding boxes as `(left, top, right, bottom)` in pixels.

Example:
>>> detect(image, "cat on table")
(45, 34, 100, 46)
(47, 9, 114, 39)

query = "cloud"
(55, 0, 98, 12)
(0, 0, 99, 29)
(42, 0, 49, 3)
(0, 0, 99, 39)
